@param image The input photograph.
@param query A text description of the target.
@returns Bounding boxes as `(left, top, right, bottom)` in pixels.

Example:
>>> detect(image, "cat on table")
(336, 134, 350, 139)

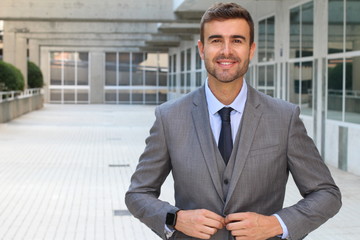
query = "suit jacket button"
(224, 179, 229, 185)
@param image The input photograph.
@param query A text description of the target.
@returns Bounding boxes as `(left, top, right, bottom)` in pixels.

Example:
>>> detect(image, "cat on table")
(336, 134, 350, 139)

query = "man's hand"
(175, 209, 225, 239)
(225, 212, 283, 240)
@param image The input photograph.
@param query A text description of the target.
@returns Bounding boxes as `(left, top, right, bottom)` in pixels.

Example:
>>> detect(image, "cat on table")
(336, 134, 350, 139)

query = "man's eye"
(211, 39, 221, 43)
(234, 39, 242, 43)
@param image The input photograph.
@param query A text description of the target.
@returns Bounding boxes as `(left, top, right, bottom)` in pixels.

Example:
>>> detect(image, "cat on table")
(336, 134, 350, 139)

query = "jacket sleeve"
(125, 106, 177, 239)
(276, 106, 342, 240)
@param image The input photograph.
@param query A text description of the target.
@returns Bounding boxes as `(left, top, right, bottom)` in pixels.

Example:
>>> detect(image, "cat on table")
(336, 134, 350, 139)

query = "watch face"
(166, 212, 176, 226)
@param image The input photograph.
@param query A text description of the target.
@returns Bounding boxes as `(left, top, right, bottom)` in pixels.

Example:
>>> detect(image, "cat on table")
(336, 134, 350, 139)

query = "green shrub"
(0, 60, 25, 91)
(27, 61, 44, 88)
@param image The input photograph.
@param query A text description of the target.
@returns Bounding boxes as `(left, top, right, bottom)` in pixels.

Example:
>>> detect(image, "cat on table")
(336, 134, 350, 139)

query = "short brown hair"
(200, 2, 254, 45)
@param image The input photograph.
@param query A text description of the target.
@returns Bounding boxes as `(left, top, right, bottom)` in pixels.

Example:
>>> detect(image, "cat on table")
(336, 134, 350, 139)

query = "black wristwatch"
(166, 209, 180, 230)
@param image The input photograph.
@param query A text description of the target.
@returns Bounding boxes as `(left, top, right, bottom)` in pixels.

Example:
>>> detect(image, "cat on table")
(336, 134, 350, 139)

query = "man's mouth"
(217, 60, 237, 67)
(219, 61, 234, 65)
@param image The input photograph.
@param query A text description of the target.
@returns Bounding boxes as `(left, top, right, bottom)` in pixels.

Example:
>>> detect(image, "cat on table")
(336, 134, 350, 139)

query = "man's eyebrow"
(207, 34, 247, 40)
(208, 35, 223, 40)
(232, 35, 246, 40)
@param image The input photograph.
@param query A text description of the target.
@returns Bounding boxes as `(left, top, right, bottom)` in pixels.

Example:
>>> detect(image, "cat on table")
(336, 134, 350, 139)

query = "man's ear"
(197, 40, 205, 60)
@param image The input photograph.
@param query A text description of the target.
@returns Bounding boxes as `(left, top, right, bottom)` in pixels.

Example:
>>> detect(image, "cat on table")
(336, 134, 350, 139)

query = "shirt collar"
(205, 78, 248, 115)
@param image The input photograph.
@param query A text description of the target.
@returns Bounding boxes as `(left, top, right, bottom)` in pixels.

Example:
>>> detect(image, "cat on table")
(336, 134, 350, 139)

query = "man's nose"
(221, 42, 232, 56)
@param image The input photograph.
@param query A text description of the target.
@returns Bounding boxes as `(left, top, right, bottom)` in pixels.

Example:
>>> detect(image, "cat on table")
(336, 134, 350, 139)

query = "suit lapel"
(191, 87, 224, 203)
(225, 86, 263, 207)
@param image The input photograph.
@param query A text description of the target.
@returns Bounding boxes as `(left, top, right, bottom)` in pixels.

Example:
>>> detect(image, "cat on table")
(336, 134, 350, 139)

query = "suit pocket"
(249, 144, 279, 157)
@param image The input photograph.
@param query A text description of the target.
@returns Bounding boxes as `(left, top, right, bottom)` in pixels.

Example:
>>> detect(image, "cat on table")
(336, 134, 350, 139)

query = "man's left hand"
(225, 212, 283, 240)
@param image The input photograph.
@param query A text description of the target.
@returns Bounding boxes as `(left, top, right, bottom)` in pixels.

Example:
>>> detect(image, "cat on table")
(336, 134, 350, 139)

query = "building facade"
(0, 0, 359, 175)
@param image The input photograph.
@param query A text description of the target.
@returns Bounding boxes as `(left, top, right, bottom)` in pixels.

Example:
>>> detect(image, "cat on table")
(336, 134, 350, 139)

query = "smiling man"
(125, 3, 341, 240)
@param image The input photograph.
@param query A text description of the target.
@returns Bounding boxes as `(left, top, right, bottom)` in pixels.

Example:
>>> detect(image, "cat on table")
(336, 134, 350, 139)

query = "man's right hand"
(174, 209, 225, 239)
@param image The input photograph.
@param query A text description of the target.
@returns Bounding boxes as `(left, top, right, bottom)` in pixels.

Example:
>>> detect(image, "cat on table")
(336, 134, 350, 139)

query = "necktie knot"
(218, 107, 233, 122)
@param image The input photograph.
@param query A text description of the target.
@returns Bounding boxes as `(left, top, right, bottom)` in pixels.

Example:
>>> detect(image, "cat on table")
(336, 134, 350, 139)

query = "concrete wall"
(0, 0, 175, 21)
(0, 94, 44, 123)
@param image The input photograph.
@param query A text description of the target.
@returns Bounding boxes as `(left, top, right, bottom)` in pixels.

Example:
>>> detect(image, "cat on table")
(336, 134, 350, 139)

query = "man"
(125, 3, 341, 240)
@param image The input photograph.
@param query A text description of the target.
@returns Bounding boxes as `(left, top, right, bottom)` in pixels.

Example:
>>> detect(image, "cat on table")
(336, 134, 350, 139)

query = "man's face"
(198, 18, 256, 84)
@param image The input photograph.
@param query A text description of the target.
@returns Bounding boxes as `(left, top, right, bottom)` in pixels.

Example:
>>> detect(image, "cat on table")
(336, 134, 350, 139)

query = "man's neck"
(207, 77, 244, 106)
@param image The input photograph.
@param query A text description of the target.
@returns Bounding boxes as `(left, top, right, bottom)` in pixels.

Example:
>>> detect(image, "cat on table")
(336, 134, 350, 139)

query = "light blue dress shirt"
(204, 79, 289, 239)
(205, 79, 247, 144)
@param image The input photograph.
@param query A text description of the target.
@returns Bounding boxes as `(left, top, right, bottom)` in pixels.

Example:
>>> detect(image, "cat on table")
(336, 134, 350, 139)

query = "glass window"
(267, 17, 275, 61)
(328, 0, 360, 53)
(290, 61, 313, 115)
(258, 20, 266, 62)
(301, 2, 314, 57)
(257, 65, 275, 96)
(258, 17, 275, 62)
(168, 55, 173, 89)
(77, 90, 88, 103)
(49, 51, 90, 104)
(118, 90, 130, 103)
(180, 51, 185, 72)
(300, 61, 313, 115)
(63, 52, 75, 85)
(145, 90, 157, 104)
(345, 57, 360, 123)
(144, 53, 157, 86)
(119, 52, 130, 86)
(290, 7, 301, 59)
(327, 59, 343, 121)
(245, 66, 255, 86)
(64, 89, 75, 102)
(50, 89, 61, 102)
(258, 66, 266, 86)
(186, 72, 191, 88)
(267, 65, 275, 87)
(104, 52, 168, 105)
(328, 0, 344, 54)
(132, 52, 144, 86)
(105, 90, 116, 103)
(196, 72, 202, 87)
(50, 52, 62, 85)
(346, 0, 360, 52)
(290, 2, 314, 58)
(105, 53, 117, 86)
(159, 70, 167, 87)
(77, 52, 88, 86)
(132, 90, 143, 103)
(186, 48, 191, 71)
(180, 73, 185, 93)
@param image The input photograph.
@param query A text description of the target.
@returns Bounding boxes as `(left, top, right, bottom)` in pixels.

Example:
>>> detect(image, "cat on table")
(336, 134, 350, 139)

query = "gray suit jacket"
(125, 85, 341, 240)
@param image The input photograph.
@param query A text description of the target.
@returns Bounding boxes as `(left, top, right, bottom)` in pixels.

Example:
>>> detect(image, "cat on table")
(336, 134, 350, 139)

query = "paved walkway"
(0, 104, 359, 240)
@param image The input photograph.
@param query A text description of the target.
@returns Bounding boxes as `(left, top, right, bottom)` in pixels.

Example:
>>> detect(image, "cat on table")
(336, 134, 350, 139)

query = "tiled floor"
(0, 104, 359, 240)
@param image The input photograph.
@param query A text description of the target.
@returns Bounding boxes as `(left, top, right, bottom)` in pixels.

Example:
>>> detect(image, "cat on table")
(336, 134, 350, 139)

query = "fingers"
(202, 209, 226, 228)
(224, 212, 282, 240)
(175, 209, 225, 239)
(225, 212, 250, 224)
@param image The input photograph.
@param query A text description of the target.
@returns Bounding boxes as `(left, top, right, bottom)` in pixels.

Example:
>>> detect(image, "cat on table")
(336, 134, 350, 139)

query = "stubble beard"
(204, 54, 250, 83)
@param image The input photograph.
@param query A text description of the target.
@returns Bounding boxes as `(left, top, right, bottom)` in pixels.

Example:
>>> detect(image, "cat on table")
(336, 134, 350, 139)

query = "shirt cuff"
(164, 224, 176, 239)
(273, 214, 289, 239)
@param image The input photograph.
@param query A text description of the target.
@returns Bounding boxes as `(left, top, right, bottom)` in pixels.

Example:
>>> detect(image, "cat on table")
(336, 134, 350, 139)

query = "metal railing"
(0, 88, 43, 103)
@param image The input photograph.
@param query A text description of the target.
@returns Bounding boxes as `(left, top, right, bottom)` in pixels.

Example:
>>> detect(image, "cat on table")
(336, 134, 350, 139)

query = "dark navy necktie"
(218, 107, 233, 165)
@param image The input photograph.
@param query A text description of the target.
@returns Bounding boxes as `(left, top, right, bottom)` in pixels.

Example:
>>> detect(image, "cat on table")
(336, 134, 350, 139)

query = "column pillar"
(3, 30, 28, 89)
(29, 39, 40, 66)
(90, 51, 105, 103)
(3, 31, 16, 65)
(15, 36, 28, 88)
(313, 0, 328, 153)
